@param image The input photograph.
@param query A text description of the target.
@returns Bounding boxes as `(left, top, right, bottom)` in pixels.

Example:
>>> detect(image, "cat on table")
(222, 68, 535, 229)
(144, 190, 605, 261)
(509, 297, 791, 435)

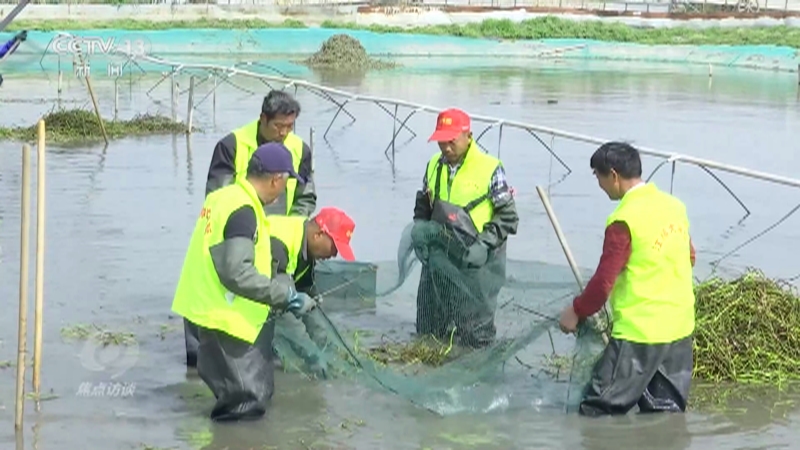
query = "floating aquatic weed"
(303, 34, 397, 71)
(367, 331, 457, 368)
(0, 108, 189, 144)
(60, 324, 136, 346)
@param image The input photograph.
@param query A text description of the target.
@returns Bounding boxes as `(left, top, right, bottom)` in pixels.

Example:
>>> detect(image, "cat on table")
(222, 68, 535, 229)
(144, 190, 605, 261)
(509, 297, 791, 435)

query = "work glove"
(462, 241, 489, 269)
(14, 31, 27, 43)
(287, 291, 316, 317)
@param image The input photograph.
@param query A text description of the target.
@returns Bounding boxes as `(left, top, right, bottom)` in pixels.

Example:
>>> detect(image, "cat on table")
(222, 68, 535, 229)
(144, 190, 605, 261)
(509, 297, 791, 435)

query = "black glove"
(14, 31, 27, 43)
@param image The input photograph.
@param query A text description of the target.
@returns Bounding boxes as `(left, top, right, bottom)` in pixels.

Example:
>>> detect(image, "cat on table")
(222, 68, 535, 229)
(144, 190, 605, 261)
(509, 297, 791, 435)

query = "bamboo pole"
(15, 143, 32, 430)
(309, 127, 315, 176)
(535, 186, 609, 345)
(186, 76, 195, 134)
(77, 53, 109, 145)
(32, 120, 46, 395)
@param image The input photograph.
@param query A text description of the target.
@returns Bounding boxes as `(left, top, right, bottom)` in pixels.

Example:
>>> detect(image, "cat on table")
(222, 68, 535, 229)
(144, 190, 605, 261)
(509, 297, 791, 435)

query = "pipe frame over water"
(109, 50, 800, 196)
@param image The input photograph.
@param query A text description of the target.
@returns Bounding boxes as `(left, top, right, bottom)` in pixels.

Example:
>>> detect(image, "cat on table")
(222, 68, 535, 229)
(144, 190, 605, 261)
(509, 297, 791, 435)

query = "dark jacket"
(205, 129, 317, 217)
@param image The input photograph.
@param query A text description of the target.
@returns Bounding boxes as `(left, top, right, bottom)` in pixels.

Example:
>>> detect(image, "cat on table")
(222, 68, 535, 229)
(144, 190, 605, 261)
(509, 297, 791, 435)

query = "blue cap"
(250, 142, 304, 182)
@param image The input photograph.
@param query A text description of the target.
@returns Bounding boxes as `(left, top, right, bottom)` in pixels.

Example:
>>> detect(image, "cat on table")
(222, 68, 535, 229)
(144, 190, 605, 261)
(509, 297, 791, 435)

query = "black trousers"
(184, 318, 200, 368)
(196, 320, 276, 422)
(579, 334, 693, 417)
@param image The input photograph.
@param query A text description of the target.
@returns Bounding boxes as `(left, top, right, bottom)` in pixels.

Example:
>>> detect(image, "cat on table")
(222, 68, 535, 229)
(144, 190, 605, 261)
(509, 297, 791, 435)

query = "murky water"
(1, 58, 799, 449)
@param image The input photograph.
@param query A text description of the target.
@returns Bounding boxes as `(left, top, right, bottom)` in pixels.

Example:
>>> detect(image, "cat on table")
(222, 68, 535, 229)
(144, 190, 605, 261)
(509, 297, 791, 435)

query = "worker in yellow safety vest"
(268, 207, 357, 379)
(185, 89, 317, 368)
(558, 142, 697, 417)
(205, 89, 316, 216)
(171, 142, 317, 423)
(411, 108, 519, 348)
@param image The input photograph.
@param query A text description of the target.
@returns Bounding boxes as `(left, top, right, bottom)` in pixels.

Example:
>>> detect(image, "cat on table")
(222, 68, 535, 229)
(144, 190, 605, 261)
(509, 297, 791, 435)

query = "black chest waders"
(415, 161, 507, 348)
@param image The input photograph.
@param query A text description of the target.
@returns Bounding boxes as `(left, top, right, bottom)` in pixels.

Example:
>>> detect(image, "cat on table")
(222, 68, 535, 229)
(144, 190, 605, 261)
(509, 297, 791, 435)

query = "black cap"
(249, 142, 303, 182)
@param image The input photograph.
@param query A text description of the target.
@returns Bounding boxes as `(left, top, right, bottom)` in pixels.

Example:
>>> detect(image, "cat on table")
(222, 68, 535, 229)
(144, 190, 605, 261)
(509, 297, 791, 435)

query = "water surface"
(1, 59, 799, 450)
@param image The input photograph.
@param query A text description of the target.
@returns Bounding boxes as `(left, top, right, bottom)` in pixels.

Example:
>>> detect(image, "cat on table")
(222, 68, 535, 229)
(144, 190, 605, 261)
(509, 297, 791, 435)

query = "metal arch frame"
(110, 51, 800, 242)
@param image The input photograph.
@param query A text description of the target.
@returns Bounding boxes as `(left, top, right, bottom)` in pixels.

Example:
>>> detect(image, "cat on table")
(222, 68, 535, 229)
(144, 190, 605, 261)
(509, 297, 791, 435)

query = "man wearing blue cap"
(172, 143, 317, 422)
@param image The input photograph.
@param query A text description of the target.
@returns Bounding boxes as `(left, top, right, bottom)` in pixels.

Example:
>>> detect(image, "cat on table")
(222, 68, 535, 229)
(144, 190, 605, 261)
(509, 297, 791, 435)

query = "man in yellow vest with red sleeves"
(559, 142, 697, 417)
(171, 142, 317, 422)
(183, 89, 317, 368)
(412, 108, 519, 348)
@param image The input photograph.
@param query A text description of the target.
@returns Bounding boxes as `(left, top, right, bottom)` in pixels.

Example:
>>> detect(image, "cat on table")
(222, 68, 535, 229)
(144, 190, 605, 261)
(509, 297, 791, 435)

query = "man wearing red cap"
(412, 108, 519, 348)
(267, 207, 356, 378)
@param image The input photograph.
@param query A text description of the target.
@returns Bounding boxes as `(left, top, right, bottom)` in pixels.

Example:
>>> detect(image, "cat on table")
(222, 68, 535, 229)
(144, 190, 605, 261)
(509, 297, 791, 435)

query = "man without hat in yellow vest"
(184, 90, 318, 368)
(268, 207, 357, 379)
(412, 108, 519, 348)
(171, 143, 317, 422)
(559, 142, 697, 417)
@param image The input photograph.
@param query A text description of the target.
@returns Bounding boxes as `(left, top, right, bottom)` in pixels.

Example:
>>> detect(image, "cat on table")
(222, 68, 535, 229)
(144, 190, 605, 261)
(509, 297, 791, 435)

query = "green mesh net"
(272, 221, 607, 415)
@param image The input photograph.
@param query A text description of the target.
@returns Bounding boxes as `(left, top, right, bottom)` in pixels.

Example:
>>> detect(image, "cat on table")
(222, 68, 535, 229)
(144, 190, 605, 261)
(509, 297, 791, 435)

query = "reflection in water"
(186, 134, 194, 198)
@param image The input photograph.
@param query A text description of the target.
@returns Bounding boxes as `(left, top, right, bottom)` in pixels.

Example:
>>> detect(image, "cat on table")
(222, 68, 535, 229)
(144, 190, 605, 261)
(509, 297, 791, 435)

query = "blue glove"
(287, 291, 316, 317)
(463, 242, 489, 268)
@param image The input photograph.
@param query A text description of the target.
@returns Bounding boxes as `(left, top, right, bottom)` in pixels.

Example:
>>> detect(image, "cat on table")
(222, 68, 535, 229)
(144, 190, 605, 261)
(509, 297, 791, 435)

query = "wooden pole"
(535, 186, 609, 345)
(15, 143, 32, 430)
(186, 76, 194, 134)
(32, 120, 46, 395)
(309, 127, 315, 176)
(77, 53, 109, 145)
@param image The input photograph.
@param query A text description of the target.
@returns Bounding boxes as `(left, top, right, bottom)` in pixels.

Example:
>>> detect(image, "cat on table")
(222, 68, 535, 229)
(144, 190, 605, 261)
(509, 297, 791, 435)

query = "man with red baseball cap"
(412, 108, 519, 348)
(267, 207, 356, 378)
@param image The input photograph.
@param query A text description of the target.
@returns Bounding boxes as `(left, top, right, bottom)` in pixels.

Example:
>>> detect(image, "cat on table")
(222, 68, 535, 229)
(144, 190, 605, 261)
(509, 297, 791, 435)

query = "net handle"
(535, 186, 609, 345)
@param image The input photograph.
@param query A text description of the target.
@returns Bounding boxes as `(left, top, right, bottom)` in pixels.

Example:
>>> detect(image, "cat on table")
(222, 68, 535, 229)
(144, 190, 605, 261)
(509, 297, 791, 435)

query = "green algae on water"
(61, 324, 136, 346)
(0, 109, 188, 144)
(303, 34, 396, 71)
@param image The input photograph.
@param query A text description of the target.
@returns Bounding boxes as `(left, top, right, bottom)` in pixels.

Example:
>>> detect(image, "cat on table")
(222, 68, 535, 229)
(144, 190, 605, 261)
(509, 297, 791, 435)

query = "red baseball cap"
(428, 108, 471, 142)
(314, 207, 356, 261)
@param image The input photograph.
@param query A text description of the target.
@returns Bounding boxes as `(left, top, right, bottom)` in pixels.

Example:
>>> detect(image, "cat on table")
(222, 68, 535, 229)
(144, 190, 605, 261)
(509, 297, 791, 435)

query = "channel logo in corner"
(47, 33, 151, 58)
(41, 33, 153, 79)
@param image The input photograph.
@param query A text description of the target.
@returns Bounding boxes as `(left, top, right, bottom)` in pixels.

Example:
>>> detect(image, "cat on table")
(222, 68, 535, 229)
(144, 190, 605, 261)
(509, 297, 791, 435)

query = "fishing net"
(272, 220, 608, 415)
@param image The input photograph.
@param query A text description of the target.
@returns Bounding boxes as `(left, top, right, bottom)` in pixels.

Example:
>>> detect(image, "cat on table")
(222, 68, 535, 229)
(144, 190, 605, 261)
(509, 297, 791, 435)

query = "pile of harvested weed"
(0, 109, 187, 144)
(304, 34, 396, 70)
(367, 334, 455, 367)
(693, 269, 800, 384)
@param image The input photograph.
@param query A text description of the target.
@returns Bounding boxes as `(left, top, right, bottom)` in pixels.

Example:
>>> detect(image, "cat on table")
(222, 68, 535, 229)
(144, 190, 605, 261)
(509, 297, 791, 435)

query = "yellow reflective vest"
(606, 183, 696, 344)
(231, 120, 304, 215)
(267, 215, 311, 280)
(171, 179, 273, 344)
(424, 140, 499, 233)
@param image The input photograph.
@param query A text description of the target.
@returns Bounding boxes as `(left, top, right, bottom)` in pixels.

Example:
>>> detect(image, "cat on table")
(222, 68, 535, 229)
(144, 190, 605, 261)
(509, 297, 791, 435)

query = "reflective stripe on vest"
(266, 215, 308, 279)
(424, 140, 499, 233)
(231, 120, 305, 215)
(171, 179, 273, 344)
(606, 183, 696, 344)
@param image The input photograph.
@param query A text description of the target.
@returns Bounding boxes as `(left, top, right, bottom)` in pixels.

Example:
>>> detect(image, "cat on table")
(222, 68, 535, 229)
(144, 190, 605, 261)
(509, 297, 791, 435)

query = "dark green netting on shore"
(272, 221, 606, 415)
